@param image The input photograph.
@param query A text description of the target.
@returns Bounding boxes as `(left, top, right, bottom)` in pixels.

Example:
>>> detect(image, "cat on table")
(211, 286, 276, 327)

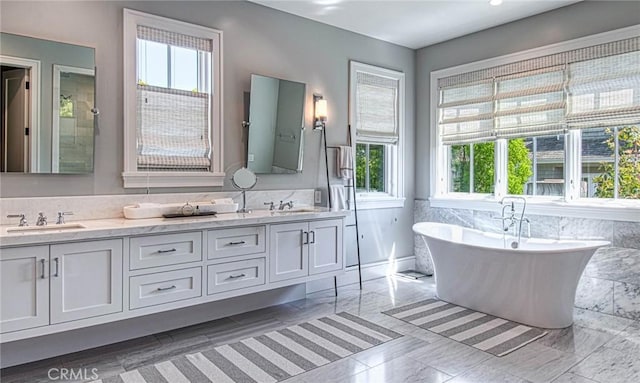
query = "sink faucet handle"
(263, 202, 275, 211)
(36, 212, 47, 226)
(7, 214, 28, 227)
(56, 211, 73, 225)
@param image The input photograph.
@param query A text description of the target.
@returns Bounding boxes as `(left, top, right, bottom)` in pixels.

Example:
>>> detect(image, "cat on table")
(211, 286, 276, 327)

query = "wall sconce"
(314, 94, 327, 130)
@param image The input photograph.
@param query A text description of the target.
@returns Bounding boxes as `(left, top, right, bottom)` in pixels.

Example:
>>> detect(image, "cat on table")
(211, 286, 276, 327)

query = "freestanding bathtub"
(413, 222, 610, 328)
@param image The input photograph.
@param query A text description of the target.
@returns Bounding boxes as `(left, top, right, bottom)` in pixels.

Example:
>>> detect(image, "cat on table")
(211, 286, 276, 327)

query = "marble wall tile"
(527, 214, 560, 239)
(559, 217, 614, 241)
(414, 234, 434, 275)
(613, 221, 640, 250)
(585, 247, 640, 284)
(430, 208, 474, 228)
(0, 190, 314, 223)
(613, 281, 640, 320)
(472, 210, 506, 234)
(575, 277, 614, 315)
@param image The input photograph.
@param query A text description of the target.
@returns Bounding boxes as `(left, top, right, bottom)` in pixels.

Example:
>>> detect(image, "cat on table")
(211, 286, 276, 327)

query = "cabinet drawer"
(130, 267, 202, 309)
(207, 226, 265, 259)
(130, 232, 202, 270)
(207, 258, 265, 295)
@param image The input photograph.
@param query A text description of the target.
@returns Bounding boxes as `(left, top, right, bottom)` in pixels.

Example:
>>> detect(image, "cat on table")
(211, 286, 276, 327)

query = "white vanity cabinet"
(0, 246, 49, 333)
(269, 219, 343, 282)
(50, 239, 123, 324)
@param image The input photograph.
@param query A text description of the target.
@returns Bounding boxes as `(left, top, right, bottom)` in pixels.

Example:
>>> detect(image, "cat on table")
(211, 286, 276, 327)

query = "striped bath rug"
(91, 312, 402, 383)
(383, 298, 547, 357)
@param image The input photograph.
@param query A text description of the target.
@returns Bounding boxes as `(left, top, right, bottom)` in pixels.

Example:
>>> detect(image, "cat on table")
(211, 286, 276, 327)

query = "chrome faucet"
(278, 200, 294, 210)
(263, 202, 275, 211)
(56, 211, 73, 224)
(7, 214, 28, 227)
(499, 196, 530, 248)
(36, 212, 47, 226)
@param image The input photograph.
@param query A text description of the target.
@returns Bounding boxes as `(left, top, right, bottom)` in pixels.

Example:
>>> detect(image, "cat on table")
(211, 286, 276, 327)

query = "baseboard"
(0, 285, 305, 368)
(306, 255, 416, 293)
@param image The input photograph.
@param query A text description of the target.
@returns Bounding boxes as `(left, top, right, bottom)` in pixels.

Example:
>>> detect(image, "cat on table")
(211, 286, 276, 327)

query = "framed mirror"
(247, 74, 305, 174)
(0, 32, 96, 174)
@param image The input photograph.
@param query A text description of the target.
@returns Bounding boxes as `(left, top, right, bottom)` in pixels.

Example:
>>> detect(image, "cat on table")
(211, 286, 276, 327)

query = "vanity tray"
(162, 212, 217, 219)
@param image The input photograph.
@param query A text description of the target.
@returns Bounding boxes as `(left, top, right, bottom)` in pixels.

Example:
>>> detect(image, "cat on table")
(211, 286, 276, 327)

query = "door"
(50, 239, 123, 324)
(309, 219, 344, 275)
(2, 68, 29, 172)
(0, 246, 49, 333)
(269, 222, 308, 282)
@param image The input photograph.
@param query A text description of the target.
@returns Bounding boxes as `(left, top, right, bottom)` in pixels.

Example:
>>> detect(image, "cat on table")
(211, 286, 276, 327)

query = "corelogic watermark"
(48, 368, 99, 381)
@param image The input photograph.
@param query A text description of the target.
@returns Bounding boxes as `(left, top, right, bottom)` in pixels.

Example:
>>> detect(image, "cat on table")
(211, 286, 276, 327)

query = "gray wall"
(0, 0, 416, 264)
(414, 0, 640, 200)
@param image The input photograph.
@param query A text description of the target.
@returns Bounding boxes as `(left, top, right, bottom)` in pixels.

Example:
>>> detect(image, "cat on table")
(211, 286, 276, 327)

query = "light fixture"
(314, 94, 327, 130)
(489, 0, 503, 6)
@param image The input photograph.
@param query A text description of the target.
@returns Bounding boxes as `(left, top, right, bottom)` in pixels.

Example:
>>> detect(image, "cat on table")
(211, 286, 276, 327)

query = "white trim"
(430, 24, 640, 204)
(122, 171, 225, 188)
(122, 9, 224, 188)
(349, 61, 405, 206)
(51, 65, 95, 173)
(0, 55, 40, 172)
(356, 196, 405, 210)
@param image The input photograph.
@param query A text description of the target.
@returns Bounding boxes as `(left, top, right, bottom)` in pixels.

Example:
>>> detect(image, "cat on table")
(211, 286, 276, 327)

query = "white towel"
(329, 185, 348, 211)
(336, 146, 354, 179)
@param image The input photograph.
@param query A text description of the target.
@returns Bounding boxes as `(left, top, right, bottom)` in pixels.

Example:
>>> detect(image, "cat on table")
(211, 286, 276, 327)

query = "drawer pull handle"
(228, 241, 246, 246)
(156, 285, 177, 291)
(40, 259, 46, 279)
(228, 273, 246, 279)
(310, 231, 316, 244)
(157, 248, 177, 254)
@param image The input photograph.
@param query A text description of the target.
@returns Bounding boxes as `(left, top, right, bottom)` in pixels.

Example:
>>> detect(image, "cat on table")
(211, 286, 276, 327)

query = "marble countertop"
(0, 208, 349, 247)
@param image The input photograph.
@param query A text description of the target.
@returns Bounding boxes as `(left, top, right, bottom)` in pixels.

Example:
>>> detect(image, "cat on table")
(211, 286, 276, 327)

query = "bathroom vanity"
(0, 209, 346, 344)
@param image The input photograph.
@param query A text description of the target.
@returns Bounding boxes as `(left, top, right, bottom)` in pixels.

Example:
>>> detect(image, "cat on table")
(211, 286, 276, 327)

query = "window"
(123, 9, 223, 188)
(432, 27, 640, 215)
(350, 61, 405, 209)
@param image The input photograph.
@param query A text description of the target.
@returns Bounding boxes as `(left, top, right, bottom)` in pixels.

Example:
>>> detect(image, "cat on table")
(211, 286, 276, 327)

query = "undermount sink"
(273, 207, 318, 213)
(6, 223, 87, 233)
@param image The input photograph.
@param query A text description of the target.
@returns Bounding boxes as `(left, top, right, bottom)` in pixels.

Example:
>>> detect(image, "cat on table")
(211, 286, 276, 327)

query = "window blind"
(137, 85, 210, 170)
(355, 71, 400, 144)
(438, 36, 640, 145)
(136, 25, 212, 171)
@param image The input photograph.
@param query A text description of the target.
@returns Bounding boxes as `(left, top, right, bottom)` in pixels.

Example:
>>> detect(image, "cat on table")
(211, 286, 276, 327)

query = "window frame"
(122, 9, 224, 188)
(430, 24, 640, 221)
(350, 61, 405, 210)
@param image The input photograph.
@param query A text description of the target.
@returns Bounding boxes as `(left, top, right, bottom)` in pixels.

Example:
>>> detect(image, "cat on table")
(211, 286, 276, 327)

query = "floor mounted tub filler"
(413, 222, 610, 328)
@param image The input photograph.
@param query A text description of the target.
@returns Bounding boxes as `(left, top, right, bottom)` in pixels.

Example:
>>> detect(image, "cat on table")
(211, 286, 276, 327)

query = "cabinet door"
(50, 239, 123, 324)
(269, 222, 308, 282)
(309, 219, 344, 275)
(0, 246, 49, 333)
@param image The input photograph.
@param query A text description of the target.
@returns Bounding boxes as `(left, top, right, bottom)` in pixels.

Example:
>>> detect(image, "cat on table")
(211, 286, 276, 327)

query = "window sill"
(122, 171, 225, 188)
(356, 196, 406, 210)
(429, 195, 640, 222)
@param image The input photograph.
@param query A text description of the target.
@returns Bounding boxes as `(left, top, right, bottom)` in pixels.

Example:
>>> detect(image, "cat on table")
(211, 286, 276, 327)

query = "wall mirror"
(0, 32, 96, 174)
(247, 74, 305, 174)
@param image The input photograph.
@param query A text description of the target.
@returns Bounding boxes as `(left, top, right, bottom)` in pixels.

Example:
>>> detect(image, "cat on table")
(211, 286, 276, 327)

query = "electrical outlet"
(314, 190, 322, 204)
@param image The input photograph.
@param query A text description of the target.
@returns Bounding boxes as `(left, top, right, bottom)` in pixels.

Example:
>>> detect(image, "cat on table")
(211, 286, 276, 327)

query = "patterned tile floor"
(2, 276, 639, 383)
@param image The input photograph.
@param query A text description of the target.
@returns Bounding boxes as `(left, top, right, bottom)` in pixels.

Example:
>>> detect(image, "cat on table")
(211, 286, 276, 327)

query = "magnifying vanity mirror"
(0, 32, 97, 174)
(246, 74, 305, 174)
(231, 167, 258, 213)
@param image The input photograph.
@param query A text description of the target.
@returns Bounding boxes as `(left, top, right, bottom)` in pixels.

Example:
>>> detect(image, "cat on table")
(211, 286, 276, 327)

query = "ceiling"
(250, 0, 582, 49)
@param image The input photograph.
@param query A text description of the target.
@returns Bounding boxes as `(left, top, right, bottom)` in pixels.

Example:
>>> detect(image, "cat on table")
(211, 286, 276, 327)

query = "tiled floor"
(2, 276, 639, 383)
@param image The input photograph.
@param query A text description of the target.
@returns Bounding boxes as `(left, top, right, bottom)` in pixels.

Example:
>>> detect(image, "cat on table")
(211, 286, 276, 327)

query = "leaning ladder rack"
(322, 124, 363, 295)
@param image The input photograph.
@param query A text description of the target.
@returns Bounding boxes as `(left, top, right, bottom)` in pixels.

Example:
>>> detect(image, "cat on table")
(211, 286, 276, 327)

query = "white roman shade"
(438, 36, 640, 145)
(567, 50, 640, 129)
(136, 25, 212, 171)
(355, 71, 400, 144)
